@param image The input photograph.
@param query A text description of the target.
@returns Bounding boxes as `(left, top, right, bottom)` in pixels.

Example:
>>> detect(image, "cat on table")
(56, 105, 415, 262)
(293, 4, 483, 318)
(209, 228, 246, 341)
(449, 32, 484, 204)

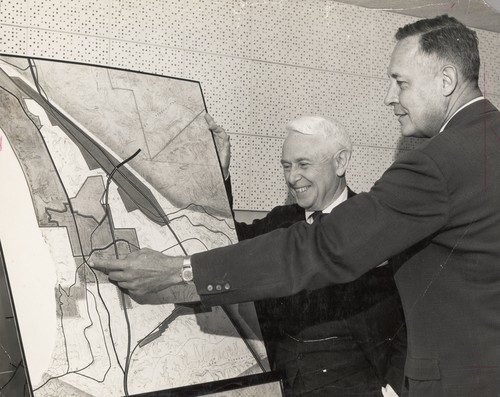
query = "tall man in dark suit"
(93, 15, 500, 396)
(210, 114, 405, 396)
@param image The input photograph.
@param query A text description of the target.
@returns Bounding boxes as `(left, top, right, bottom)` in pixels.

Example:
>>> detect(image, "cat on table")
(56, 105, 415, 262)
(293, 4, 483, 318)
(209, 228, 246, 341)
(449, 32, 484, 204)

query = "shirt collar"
(305, 187, 348, 223)
(439, 96, 484, 133)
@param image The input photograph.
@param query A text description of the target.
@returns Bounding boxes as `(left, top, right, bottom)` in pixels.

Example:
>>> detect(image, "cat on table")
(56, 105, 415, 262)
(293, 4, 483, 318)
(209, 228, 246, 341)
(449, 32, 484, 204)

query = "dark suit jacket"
(193, 99, 500, 396)
(230, 187, 405, 392)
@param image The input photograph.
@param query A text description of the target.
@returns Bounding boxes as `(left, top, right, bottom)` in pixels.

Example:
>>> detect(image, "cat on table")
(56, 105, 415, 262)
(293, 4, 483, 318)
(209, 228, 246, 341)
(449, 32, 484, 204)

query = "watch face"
(182, 268, 194, 282)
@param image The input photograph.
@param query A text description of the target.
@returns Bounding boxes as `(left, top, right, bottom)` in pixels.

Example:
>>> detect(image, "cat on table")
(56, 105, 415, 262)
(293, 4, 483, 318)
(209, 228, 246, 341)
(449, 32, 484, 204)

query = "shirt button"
(207, 284, 213, 292)
(224, 283, 231, 290)
(215, 284, 222, 291)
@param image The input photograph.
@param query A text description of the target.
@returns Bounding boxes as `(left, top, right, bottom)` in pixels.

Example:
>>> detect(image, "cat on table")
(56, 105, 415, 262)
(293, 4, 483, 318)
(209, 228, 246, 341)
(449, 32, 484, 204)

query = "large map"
(0, 56, 279, 396)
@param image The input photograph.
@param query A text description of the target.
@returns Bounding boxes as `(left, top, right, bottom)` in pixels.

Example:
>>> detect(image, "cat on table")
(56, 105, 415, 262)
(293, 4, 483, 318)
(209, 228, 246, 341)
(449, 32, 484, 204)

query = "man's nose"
(384, 82, 399, 106)
(288, 166, 302, 184)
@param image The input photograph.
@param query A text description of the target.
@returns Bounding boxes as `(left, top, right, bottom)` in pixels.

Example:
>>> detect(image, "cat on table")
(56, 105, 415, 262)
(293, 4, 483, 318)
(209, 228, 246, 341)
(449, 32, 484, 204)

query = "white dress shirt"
(305, 187, 348, 224)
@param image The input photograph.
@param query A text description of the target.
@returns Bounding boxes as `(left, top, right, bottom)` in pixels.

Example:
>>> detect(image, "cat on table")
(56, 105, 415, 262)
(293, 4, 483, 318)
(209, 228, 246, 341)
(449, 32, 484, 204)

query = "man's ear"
(335, 149, 351, 177)
(441, 64, 458, 97)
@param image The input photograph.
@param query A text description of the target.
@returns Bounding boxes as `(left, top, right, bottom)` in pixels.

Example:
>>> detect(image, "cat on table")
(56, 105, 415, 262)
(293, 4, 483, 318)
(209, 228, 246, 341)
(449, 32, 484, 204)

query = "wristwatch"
(181, 256, 194, 284)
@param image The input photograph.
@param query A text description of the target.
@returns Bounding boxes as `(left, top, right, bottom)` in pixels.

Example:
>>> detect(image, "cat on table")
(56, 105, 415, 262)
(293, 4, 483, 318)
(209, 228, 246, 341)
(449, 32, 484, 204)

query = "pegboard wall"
(1, 0, 499, 211)
(1, 0, 499, 212)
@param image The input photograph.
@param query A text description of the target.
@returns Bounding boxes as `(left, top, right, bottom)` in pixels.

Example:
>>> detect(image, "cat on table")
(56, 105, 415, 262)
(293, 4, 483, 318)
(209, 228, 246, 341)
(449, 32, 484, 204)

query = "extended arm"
(193, 148, 449, 305)
(92, 148, 448, 305)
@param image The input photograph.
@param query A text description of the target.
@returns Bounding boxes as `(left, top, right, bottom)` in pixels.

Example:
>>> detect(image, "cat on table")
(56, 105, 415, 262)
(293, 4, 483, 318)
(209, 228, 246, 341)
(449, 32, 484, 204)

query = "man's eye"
(299, 163, 309, 168)
(397, 80, 407, 88)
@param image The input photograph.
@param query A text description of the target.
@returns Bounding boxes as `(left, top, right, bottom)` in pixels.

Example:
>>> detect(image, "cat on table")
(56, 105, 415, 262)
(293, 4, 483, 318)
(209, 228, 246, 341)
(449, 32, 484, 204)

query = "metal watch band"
(181, 256, 194, 283)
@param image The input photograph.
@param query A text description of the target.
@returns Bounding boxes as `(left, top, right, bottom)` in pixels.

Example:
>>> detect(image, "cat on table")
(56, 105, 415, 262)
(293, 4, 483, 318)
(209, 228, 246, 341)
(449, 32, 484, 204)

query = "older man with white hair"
(210, 114, 406, 397)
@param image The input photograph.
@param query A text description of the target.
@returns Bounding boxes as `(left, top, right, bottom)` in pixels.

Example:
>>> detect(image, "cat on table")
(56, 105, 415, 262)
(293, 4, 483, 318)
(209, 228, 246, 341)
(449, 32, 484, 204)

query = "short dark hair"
(396, 14, 480, 83)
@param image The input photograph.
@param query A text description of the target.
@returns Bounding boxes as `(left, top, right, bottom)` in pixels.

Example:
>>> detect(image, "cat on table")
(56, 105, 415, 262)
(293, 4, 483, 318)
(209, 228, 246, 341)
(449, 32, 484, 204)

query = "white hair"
(285, 116, 352, 153)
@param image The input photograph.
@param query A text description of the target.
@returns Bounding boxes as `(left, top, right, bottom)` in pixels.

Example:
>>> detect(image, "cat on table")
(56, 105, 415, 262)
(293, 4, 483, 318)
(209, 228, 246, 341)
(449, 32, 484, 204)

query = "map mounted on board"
(0, 55, 280, 397)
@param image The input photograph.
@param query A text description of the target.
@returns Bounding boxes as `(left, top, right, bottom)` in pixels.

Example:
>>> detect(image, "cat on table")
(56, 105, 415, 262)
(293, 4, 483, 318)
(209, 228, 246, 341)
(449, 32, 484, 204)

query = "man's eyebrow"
(281, 157, 311, 164)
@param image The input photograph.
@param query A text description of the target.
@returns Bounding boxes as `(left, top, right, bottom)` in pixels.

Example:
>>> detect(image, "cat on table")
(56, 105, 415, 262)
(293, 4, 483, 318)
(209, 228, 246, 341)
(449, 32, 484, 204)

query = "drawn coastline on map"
(0, 55, 275, 397)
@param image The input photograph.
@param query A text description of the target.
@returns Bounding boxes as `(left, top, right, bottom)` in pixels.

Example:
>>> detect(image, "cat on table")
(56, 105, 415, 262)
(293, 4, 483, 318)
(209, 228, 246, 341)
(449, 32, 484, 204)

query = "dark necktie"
(310, 210, 323, 223)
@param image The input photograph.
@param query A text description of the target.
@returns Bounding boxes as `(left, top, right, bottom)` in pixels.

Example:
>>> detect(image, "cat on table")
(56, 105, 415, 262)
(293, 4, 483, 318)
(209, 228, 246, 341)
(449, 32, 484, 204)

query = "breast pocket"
(405, 356, 441, 381)
(405, 356, 442, 396)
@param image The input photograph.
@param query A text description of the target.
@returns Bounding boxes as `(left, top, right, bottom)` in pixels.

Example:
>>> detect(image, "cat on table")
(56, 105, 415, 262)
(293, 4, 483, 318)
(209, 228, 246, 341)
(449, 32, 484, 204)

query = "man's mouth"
(397, 114, 408, 123)
(294, 186, 309, 193)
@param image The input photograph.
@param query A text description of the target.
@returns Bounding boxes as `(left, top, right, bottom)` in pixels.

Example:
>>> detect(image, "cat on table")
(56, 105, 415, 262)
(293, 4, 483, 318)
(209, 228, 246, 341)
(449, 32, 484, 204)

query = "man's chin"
(402, 131, 432, 139)
(400, 127, 423, 138)
(296, 200, 312, 209)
